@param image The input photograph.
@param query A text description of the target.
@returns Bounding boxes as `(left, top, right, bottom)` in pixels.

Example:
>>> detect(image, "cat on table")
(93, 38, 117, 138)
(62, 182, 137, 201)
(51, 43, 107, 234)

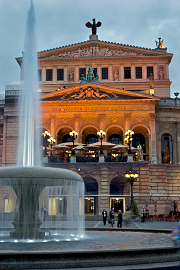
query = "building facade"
(1, 32, 180, 216)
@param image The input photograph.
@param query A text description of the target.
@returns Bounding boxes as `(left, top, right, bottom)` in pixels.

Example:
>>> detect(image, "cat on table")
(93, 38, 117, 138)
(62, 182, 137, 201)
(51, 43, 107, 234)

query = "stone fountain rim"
(0, 166, 83, 182)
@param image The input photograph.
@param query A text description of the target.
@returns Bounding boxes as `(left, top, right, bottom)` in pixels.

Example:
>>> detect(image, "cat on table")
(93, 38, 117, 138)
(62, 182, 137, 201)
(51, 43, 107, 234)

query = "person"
(117, 210, 122, 228)
(102, 209, 107, 225)
(109, 207, 115, 228)
(141, 206, 145, 223)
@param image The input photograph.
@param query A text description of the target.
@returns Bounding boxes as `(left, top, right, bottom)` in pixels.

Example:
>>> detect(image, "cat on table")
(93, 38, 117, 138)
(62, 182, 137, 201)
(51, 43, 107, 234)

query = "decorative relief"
(158, 122, 175, 134)
(124, 113, 131, 121)
(71, 87, 108, 99)
(159, 66, 165, 80)
(113, 68, 119, 81)
(69, 69, 74, 82)
(49, 45, 143, 58)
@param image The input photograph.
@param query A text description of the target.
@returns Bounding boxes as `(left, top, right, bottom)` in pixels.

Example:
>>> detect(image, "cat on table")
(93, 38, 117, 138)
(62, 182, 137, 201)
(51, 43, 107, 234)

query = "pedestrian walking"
(109, 207, 115, 228)
(102, 209, 107, 225)
(141, 207, 145, 222)
(117, 210, 122, 228)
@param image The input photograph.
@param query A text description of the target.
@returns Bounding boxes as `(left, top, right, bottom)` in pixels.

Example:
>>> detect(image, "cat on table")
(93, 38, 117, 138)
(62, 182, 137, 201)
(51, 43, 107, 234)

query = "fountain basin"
(0, 167, 85, 240)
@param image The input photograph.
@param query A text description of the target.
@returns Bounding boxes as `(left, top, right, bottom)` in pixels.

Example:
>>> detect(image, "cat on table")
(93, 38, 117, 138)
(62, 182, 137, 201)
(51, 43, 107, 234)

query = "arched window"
(161, 133, 173, 164)
(62, 134, 72, 143)
(109, 134, 122, 144)
(85, 134, 98, 145)
(132, 133, 145, 153)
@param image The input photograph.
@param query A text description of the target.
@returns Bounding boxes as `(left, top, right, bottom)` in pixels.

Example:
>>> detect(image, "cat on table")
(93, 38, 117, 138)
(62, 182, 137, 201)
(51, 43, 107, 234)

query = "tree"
(131, 201, 139, 217)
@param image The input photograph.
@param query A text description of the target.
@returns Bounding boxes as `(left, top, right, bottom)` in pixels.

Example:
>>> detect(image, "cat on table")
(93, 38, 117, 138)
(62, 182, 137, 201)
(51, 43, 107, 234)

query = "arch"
(82, 126, 99, 145)
(161, 133, 173, 164)
(106, 124, 125, 135)
(56, 124, 74, 137)
(80, 124, 99, 135)
(158, 130, 175, 164)
(57, 127, 72, 144)
(131, 123, 150, 136)
(131, 125, 150, 160)
(83, 176, 98, 215)
(106, 125, 124, 143)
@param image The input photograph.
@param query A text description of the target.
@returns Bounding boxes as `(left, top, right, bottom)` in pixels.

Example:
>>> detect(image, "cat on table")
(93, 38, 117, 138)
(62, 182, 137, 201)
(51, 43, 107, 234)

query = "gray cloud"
(0, 0, 179, 97)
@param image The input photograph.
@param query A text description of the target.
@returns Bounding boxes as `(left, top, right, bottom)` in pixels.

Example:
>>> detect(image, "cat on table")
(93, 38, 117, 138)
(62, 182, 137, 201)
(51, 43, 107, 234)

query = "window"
(57, 69, 64, 81)
(161, 133, 173, 164)
(38, 70, 42, 81)
(93, 68, 97, 78)
(124, 67, 131, 79)
(85, 134, 98, 145)
(62, 134, 72, 143)
(102, 68, 108, 79)
(79, 68, 86, 80)
(132, 133, 145, 153)
(109, 134, 122, 145)
(147, 66, 153, 78)
(136, 67, 142, 79)
(46, 69, 53, 81)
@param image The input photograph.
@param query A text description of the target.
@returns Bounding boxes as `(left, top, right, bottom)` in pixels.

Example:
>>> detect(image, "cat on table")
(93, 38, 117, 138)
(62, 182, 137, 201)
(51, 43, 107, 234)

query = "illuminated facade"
(2, 33, 180, 216)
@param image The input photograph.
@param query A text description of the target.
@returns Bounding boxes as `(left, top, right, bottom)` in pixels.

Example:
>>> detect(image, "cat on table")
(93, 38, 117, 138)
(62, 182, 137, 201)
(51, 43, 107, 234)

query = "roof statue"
(155, 37, 164, 49)
(148, 73, 154, 89)
(80, 64, 99, 84)
(86, 18, 101, 35)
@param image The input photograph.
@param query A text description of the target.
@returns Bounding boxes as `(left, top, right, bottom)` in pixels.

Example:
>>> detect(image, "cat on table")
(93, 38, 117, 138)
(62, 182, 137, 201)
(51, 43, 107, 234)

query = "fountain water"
(0, 1, 85, 241)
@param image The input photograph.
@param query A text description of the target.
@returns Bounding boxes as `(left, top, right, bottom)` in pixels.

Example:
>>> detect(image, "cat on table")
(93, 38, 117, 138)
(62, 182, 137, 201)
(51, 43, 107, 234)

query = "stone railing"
(158, 98, 180, 107)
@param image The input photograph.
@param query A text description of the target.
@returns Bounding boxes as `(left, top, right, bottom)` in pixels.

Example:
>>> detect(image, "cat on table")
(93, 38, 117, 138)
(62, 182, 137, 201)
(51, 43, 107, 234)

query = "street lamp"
(69, 130, 78, 155)
(42, 130, 50, 155)
(97, 129, 106, 155)
(125, 167, 138, 207)
(124, 130, 134, 154)
(47, 136, 56, 156)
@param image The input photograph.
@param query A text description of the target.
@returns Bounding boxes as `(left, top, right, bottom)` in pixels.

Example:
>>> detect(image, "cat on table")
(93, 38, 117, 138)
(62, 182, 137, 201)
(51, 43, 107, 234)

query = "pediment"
(37, 40, 172, 60)
(41, 83, 161, 102)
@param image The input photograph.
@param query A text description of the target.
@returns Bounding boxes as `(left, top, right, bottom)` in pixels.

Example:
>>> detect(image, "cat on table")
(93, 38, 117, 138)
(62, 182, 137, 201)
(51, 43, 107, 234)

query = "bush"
(131, 201, 139, 217)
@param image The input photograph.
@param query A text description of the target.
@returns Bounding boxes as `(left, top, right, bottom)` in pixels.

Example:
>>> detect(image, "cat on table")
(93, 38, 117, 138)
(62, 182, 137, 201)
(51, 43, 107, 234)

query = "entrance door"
(85, 197, 94, 215)
(110, 197, 125, 214)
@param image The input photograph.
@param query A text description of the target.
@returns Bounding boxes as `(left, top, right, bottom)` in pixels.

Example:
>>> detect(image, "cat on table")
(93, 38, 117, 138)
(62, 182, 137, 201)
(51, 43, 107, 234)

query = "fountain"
(0, 1, 85, 241)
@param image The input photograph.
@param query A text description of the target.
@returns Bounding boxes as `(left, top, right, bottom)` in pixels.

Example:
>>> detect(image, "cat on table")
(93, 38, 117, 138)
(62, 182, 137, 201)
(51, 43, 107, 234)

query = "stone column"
(75, 66, 79, 82)
(177, 122, 180, 164)
(166, 64, 169, 80)
(149, 113, 157, 164)
(53, 66, 57, 82)
(64, 66, 68, 82)
(120, 64, 124, 81)
(97, 65, 101, 81)
(154, 64, 158, 80)
(2, 115, 7, 167)
(124, 113, 131, 133)
(142, 64, 146, 80)
(109, 65, 113, 81)
(131, 64, 135, 80)
(74, 114, 81, 143)
(42, 67, 46, 83)
(50, 116, 56, 138)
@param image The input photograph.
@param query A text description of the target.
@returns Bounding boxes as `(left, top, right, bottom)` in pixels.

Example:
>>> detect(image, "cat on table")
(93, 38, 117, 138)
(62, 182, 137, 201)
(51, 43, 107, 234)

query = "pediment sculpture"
(71, 87, 108, 99)
(49, 45, 143, 58)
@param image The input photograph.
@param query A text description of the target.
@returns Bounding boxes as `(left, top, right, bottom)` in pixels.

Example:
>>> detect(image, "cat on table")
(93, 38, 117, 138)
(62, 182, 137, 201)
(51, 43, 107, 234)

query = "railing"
(48, 155, 128, 163)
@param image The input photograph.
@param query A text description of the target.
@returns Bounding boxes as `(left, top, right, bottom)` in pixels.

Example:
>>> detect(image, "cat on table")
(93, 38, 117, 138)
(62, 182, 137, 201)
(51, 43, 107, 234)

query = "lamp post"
(125, 167, 138, 207)
(97, 129, 106, 155)
(42, 130, 50, 155)
(69, 130, 78, 155)
(124, 130, 134, 154)
(47, 136, 56, 156)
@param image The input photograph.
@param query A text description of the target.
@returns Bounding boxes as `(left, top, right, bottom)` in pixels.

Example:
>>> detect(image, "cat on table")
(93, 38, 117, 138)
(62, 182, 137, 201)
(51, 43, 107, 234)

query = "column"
(75, 66, 79, 82)
(2, 116, 7, 167)
(42, 67, 46, 83)
(154, 64, 158, 80)
(166, 64, 169, 80)
(149, 113, 157, 164)
(131, 64, 135, 80)
(53, 66, 57, 82)
(50, 116, 56, 138)
(109, 65, 113, 81)
(99, 166, 109, 215)
(120, 64, 124, 81)
(142, 64, 146, 80)
(64, 66, 68, 82)
(124, 113, 131, 132)
(74, 114, 81, 143)
(177, 122, 180, 164)
(97, 65, 101, 81)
